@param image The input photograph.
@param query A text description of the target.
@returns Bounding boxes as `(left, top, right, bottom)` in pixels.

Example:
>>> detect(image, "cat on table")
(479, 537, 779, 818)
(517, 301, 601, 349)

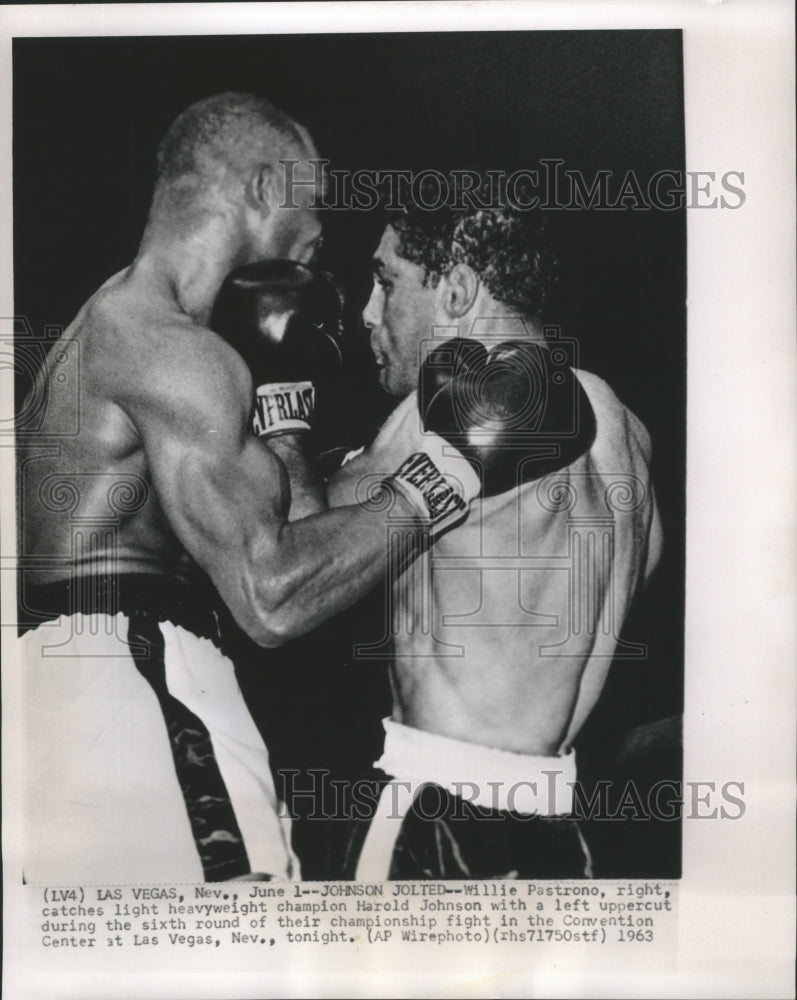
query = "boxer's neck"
(132, 216, 243, 326)
(467, 314, 546, 344)
(445, 283, 545, 344)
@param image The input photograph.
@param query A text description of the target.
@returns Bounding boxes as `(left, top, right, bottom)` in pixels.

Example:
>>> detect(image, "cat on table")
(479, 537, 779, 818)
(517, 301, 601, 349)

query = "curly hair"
(388, 174, 558, 318)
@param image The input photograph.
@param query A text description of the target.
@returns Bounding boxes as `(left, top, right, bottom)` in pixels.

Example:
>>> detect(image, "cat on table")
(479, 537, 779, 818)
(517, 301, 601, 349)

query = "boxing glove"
(211, 259, 343, 438)
(384, 451, 472, 536)
(419, 338, 596, 496)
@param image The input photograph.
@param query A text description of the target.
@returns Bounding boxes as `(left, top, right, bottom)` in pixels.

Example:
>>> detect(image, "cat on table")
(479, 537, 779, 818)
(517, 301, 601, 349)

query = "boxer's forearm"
(233, 497, 420, 646)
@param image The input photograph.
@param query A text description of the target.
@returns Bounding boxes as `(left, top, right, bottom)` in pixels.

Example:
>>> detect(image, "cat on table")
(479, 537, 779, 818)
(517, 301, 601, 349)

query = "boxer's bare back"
(388, 390, 661, 757)
(21, 267, 262, 586)
(331, 379, 662, 758)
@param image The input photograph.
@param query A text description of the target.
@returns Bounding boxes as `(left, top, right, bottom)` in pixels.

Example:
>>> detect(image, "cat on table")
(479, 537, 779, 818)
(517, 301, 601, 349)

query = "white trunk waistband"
(373, 718, 576, 817)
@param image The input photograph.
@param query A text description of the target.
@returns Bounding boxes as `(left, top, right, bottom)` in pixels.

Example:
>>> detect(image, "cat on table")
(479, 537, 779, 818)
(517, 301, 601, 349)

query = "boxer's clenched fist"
(211, 260, 343, 438)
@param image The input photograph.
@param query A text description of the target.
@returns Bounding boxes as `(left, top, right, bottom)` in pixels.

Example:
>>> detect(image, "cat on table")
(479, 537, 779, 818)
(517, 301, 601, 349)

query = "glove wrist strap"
(253, 381, 314, 437)
(385, 453, 469, 536)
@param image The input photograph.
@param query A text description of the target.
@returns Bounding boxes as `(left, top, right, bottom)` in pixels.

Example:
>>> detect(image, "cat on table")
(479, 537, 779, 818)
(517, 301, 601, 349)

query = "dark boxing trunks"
(327, 773, 591, 880)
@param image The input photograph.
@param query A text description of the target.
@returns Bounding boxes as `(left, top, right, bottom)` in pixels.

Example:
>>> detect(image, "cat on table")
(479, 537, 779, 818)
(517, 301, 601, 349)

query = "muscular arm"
(269, 435, 328, 518)
(119, 329, 418, 646)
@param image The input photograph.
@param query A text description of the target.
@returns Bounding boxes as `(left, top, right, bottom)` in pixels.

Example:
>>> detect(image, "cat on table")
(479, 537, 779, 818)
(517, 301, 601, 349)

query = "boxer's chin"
(381, 370, 404, 396)
(381, 369, 414, 399)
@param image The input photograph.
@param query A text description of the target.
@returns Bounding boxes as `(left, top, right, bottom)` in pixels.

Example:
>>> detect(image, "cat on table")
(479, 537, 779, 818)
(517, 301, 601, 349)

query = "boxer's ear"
(440, 264, 479, 319)
(247, 164, 275, 215)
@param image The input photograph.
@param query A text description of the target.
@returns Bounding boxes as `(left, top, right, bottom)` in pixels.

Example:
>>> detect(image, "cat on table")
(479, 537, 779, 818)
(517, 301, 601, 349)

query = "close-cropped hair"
(155, 92, 300, 185)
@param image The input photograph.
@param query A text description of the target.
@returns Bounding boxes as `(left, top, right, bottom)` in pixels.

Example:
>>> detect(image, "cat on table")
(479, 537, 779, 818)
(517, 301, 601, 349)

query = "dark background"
(14, 30, 686, 877)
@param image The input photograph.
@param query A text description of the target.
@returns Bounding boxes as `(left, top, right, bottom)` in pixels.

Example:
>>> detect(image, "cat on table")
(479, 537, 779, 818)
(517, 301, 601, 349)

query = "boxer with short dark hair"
(326, 177, 663, 879)
(17, 96, 480, 884)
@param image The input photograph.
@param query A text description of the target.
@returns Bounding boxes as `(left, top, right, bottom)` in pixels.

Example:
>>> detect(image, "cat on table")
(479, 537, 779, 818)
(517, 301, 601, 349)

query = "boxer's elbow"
(238, 562, 308, 648)
(241, 593, 297, 649)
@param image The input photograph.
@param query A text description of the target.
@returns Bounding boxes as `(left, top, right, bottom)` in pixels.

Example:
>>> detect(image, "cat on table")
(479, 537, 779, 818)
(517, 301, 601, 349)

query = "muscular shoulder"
(83, 287, 253, 438)
(573, 369, 653, 464)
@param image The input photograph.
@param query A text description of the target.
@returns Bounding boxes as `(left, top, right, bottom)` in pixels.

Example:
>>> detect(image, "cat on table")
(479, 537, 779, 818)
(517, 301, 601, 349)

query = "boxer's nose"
(361, 282, 381, 331)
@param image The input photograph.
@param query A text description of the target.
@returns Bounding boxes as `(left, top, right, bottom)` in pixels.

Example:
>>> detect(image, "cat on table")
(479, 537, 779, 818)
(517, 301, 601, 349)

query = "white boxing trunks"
(19, 575, 295, 885)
